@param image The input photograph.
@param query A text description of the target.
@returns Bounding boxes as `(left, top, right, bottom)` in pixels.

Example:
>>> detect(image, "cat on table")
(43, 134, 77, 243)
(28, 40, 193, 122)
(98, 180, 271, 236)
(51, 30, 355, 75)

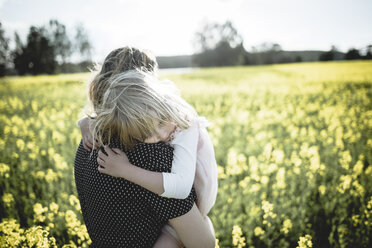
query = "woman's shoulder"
(110, 137, 173, 155)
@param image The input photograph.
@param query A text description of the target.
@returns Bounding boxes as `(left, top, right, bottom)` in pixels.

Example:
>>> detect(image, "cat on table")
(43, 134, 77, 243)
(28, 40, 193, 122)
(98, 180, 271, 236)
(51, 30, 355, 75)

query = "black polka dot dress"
(74, 139, 197, 248)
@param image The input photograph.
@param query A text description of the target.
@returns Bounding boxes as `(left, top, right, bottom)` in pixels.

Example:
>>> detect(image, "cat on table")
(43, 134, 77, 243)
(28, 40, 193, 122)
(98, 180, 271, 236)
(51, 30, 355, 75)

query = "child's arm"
(98, 146, 165, 194)
(97, 125, 199, 197)
(160, 125, 199, 198)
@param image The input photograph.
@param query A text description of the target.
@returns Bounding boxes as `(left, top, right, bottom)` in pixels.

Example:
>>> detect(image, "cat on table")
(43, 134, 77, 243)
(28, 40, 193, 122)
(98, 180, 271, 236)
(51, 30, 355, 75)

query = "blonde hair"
(91, 69, 197, 149)
(87, 46, 158, 115)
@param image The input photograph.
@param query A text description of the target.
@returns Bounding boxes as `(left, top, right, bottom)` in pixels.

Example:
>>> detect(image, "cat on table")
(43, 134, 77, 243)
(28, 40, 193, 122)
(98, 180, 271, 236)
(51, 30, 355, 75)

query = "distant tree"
(295, 55, 303, 62)
(12, 32, 27, 75)
(192, 20, 245, 67)
(8, 20, 93, 75)
(13, 26, 56, 75)
(249, 42, 283, 64)
(319, 45, 338, 61)
(364, 45, 372, 59)
(264, 43, 282, 64)
(46, 20, 72, 64)
(74, 24, 92, 62)
(194, 20, 243, 52)
(272, 43, 282, 52)
(243, 52, 251, 65)
(344, 48, 361, 60)
(0, 22, 10, 76)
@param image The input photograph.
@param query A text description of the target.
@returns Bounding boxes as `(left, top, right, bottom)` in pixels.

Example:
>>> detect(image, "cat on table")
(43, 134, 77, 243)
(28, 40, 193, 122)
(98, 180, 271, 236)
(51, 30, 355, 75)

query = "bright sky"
(1, 0, 371, 61)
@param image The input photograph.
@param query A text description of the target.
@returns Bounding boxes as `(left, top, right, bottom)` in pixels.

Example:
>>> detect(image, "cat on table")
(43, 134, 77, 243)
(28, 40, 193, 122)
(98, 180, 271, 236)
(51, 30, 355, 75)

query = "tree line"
(0, 20, 92, 76)
(192, 21, 372, 67)
(318, 45, 372, 61)
(1, 19, 372, 76)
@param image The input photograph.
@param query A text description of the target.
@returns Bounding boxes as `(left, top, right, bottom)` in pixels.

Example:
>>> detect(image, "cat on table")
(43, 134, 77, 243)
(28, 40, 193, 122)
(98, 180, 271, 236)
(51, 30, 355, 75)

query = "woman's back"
(74, 139, 197, 247)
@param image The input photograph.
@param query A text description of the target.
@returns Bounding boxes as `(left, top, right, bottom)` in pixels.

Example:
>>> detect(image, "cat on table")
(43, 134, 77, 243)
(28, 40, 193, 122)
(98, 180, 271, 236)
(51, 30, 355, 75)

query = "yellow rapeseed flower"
(281, 219, 293, 234)
(49, 202, 59, 214)
(353, 160, 363, 176)
(262, 201, 274, 214)
(33, 203, 48, 223)
(69, 195, 81, 211)
(254, 226, 265, 236)
(338, 175, 352, 193)
(297, 234, 312, 248)
(2, 193, 14, 207)
(0, 163, 10, 178)
(215, 238, 220, 248)
(318, 185, 326, 195)
(232, 225, 246, 248)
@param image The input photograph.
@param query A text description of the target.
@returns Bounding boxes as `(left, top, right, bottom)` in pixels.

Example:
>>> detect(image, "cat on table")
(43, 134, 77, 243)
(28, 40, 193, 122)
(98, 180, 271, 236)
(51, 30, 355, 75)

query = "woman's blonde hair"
(91, 69, 197, 149)
(87, 46, 158, 115)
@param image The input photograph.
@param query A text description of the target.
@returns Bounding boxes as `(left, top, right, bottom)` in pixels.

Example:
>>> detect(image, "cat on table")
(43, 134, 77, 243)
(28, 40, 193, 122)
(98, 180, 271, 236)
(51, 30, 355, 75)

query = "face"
(143, 122, 176, 143)
(156, 122, 177, 141)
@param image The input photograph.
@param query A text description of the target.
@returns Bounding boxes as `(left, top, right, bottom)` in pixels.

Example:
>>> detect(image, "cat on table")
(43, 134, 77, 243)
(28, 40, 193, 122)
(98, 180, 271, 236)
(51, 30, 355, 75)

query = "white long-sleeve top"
(160, 123, 199, 199)
(160, 117, 218, 243)
(159, 116, 218, 215)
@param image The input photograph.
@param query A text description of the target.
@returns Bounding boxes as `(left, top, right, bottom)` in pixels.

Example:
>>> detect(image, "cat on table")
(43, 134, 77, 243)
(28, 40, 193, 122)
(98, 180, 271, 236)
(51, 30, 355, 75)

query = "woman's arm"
(78, 116, 98, 151)
(168, 203, 215, 248)
(97, 125, 199, 198)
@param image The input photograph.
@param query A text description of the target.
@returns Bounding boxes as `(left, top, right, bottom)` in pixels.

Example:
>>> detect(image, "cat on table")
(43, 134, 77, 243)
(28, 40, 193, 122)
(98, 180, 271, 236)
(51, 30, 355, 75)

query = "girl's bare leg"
(205, 216, 215, 236)
(153, 231, 184, 248)
(169, 203, 215, 248)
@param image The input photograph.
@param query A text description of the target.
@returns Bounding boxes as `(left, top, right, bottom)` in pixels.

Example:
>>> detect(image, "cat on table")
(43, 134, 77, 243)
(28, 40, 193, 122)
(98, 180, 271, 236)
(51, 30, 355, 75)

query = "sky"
(1, 0, 371, 61)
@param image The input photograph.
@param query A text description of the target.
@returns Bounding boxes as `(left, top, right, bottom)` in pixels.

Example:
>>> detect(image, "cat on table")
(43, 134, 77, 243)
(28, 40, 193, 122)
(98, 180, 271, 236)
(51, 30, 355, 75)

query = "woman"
(77, 46, 215, 247)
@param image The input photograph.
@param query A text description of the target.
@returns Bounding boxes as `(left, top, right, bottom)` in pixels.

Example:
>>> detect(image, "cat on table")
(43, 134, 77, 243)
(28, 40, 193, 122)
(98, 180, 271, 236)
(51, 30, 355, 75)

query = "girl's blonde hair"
(91, 69, 197, 149)
(87, 46, 158, 115)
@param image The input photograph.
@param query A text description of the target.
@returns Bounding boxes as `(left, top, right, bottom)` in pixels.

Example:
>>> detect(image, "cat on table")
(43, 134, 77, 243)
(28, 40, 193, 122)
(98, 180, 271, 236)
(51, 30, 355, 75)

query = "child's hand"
(97, 146, 131, 178)
(78, 116, 98, 151)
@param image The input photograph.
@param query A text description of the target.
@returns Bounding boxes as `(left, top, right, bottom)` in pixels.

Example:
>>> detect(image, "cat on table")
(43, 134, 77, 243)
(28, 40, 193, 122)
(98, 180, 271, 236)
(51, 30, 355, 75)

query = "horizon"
(1, 0, 371, 61)
(155, 49, 349, 58)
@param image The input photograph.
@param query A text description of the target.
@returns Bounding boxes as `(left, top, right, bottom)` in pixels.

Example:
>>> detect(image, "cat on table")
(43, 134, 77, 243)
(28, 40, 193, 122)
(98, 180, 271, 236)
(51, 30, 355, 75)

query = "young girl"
(79, 47, 218, 247)
(78, 46, 158, 151)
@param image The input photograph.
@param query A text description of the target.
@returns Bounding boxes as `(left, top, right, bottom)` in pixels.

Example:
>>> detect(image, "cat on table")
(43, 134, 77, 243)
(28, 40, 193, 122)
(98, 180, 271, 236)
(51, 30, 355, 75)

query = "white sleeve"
(160, 125, 199, 199)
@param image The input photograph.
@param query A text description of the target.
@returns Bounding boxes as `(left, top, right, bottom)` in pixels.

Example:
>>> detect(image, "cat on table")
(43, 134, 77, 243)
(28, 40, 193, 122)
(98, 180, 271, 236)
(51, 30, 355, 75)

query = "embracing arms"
(97, 146, 166, 195)
(78, 116, 215, 247)
(79, 115, 199, 199)
(96, 125, 199, 198)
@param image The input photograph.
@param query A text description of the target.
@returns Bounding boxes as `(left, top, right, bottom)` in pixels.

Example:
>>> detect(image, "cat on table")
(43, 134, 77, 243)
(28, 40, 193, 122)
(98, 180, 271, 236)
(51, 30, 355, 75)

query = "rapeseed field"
(1, 61, 371, 247)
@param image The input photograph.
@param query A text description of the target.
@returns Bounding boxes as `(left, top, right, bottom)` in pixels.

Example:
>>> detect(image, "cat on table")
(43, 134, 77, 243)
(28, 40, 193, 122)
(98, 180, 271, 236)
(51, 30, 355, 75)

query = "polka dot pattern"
(74, 139, 197, 247)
